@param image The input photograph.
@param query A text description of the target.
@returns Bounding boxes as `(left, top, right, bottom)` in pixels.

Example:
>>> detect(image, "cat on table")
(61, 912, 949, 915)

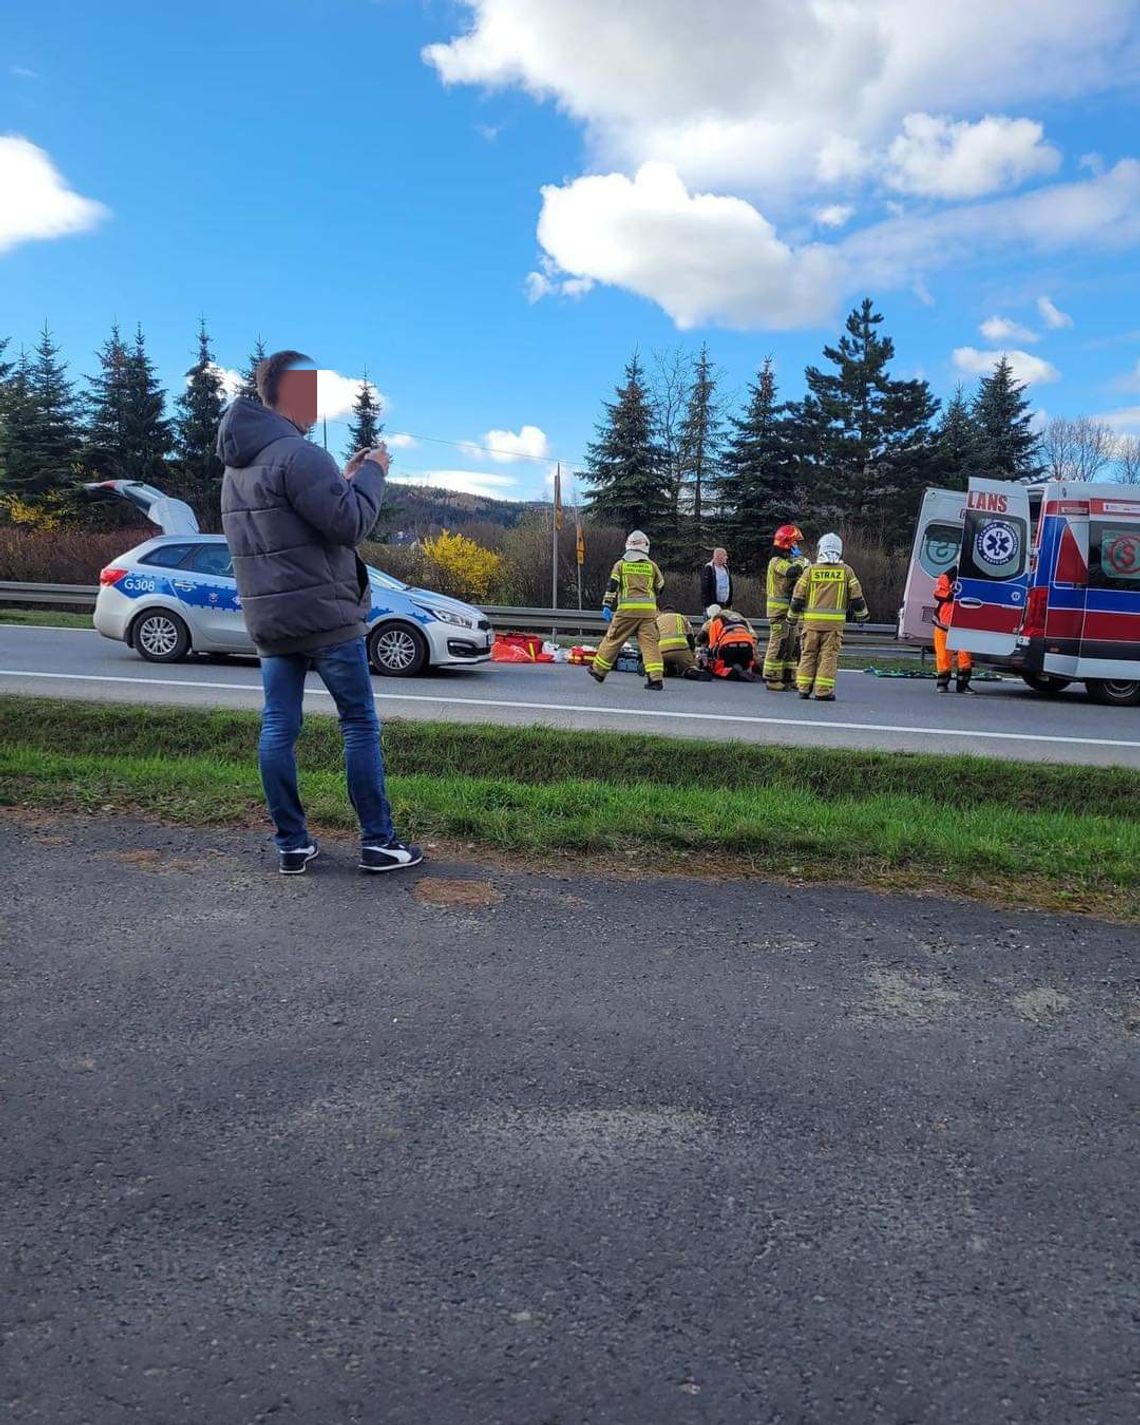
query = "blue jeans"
(259, 637, 395, 852)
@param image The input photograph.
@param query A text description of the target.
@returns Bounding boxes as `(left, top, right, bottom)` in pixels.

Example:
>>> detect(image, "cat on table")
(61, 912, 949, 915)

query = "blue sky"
(3, 0, 1140, 501)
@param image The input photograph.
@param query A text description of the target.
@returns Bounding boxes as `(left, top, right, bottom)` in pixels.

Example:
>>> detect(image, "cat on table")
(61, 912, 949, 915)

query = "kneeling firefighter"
(656, 608, 711, 680)
(789, 533, 869, 701)
(763, 524, 809, 691)
(933, 564, 973, 694)
(698, 606, 760, 681)
(589, 530, 666, 690)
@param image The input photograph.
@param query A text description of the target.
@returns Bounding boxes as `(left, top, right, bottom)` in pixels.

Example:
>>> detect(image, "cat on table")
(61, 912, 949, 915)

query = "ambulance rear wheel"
(1085, 678, 1140, 707)
(1020, 672, 1072, 696)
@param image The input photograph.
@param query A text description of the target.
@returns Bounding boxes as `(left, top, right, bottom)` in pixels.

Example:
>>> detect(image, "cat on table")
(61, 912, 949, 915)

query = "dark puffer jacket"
(219, 398, 385, 656)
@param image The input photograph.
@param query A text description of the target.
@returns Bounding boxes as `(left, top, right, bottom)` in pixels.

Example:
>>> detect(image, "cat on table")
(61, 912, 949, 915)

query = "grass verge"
(2, 695, 1137, 918)
(0, 609, 94, 629)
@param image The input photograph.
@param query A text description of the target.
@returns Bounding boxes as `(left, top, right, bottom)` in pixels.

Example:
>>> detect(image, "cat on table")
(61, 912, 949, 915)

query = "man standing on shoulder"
(700, 547, 733, 616)
(789, 532, 869, 702)
(933, 563, 974, 694)
(219, 350, 422, 876)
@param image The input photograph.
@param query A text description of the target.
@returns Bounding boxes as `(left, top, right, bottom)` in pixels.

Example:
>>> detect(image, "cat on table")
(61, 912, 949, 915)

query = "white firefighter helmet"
(817, 532, 843, 564)
(625, 529, 650, 556)
(706, 603, 723, 618)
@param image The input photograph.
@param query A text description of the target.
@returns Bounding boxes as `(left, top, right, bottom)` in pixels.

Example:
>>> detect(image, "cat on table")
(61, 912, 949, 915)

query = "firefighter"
(763, 523, 809, 691)
(789, 532, 869, 701)
(697, 606, 761, 681)
(656, 608, 709, 679)
(589, 530, 666, 690)
(933, 563, 974, 694)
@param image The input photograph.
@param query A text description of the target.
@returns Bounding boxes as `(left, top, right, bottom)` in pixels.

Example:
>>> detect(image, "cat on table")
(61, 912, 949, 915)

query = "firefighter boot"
(815, 692, 836, 702)
(936, 672, 951, 692)
(645, 677, 664, 691)
(956, 672, 975, 695)
(588, 667, 606, 684)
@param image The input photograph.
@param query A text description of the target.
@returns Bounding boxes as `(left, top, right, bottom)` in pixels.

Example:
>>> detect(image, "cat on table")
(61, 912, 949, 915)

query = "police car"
(88, 480, 493, 676)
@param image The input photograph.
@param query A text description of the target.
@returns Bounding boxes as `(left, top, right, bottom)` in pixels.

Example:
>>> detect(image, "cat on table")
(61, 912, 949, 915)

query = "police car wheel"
(1085, 678, 1140, 707)
(1020, 672, 1072, 696)
(131, 610, 191, 663)
(368, 622, 429, 677)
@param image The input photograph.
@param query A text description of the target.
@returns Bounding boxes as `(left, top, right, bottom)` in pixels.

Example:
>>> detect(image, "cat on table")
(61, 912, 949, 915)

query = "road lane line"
(2, 666, 1139, 751)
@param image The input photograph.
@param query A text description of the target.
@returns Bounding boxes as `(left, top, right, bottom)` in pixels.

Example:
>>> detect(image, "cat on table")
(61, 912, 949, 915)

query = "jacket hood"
(217, 397, 302, 468)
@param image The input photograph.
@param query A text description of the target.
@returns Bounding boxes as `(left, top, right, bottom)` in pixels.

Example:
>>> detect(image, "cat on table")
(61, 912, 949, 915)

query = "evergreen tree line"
(0, 323, 382, 531)
(584, 298, 1055, 571)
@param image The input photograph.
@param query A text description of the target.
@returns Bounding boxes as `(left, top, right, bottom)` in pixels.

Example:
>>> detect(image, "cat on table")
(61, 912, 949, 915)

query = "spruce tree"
(238, 337, 267, 403)
(3, 325, 84, 499)
(122, 324, 173, 484)
(719, 357, 797, 570)
(932, 383, 977, 489)
(83, 322, 131, 482)
(344, 371, 383, 457)
(676, 344, 723, 562)
(174, 321, 227, 526)
(583, 353, 668, 534)
(791, 298, 938, 535)
(971, 356, 1042, 479)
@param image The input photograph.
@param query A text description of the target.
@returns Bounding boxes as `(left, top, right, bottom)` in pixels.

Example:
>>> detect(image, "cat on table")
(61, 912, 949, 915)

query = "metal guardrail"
(0, 580, 99, 609)
(0, 583, 912, 654)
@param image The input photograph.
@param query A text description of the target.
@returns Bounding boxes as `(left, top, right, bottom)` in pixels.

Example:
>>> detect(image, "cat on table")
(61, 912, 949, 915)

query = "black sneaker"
(279, 843, 319, 875)
(359, 839, 424, 874)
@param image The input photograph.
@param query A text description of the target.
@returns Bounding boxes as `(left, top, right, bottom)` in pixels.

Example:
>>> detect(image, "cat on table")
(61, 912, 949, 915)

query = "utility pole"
(552, 463, 561, 614)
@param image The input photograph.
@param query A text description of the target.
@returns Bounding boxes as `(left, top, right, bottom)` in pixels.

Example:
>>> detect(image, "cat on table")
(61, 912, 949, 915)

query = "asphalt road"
(3, 625, 1140, 766)
(2, 812, 1137, 1424)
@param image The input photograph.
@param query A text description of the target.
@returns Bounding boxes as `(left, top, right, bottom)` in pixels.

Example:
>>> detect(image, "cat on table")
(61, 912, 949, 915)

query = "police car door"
(948, 478, 1031, 656)
(174, 543, 253, 652)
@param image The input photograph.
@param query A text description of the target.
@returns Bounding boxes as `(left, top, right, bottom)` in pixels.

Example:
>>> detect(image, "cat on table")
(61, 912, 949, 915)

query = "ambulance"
(899, 477, 1140, 706)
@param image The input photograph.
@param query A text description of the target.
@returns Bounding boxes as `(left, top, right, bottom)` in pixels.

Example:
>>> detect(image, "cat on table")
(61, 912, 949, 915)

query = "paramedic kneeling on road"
(789, 533, 869, 701)
(933, 563, 974, 694)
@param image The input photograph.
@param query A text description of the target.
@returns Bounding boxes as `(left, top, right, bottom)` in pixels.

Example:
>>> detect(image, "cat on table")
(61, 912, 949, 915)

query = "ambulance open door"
(947, 477, 1031, 657)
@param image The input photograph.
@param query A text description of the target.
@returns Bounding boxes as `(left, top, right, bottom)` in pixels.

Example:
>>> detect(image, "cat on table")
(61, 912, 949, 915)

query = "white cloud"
(536, 161, 839, 329)
(1112, 359, 1140, 391)
(532, 159, 1140, 331)
(424, 0, 1136, 193)
(979, 315, 1039, 344)
(814, 204, 854, 229)
(207, 364, 243, 400)
(1037, 294, 1074, 329)
(525, 253, 593, 302)
(462, 424, 552, 463)
(315, 371, 387, 422)
(0, 135, 107, 255)
(10, 66, 38, 80)
(1080, 151, 1106, 175)
(386, 432, 418, 449)
(884, 113, 1060, 199)
(952, 346, 1061, 384)
(1030, 407, 1049, 434)
(388, 468, 521, 498)
(1096, 406, 1140, 434)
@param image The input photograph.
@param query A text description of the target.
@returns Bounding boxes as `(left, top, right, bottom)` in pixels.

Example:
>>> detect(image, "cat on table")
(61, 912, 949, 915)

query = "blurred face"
(713, 548, 728, 567)
(276, 368, 318, 431)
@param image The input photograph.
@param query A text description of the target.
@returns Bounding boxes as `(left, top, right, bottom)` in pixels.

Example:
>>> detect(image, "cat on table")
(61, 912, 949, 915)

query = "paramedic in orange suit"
(933, 564, 974, 694)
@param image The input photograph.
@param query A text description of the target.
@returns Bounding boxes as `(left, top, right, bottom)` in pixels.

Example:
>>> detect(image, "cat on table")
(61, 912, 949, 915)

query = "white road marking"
(2, 666, 1139, 751)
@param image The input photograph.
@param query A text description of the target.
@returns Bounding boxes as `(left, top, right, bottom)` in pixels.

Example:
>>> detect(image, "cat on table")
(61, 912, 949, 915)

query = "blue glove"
(601, 607, 613, 623)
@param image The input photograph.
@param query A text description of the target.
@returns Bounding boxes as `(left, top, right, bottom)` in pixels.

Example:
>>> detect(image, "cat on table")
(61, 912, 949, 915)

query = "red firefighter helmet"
(773, 523, 804, 551)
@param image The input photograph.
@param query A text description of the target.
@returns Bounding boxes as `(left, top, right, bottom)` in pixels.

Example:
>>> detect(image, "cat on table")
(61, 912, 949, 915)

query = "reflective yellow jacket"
(790, 562, 869, 626)
(656, 611, 692, 653)
(603, 557, 665, 614)
(766, 552, 809, 617)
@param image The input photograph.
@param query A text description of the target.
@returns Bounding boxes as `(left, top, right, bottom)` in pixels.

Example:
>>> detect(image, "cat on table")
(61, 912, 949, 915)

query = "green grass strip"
(1, 694, 1136, 818)
(1, 696, 1138, 918)
(0, 610, 94, 628)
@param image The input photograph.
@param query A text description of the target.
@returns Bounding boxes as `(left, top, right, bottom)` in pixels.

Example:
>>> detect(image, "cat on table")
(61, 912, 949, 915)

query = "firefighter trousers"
(593, 611, 663, 680)
(762, 614, 798, 686)
(796, 626, 843, 696)
(662, 646, 696, 676)
(933, 627, 972, 677)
